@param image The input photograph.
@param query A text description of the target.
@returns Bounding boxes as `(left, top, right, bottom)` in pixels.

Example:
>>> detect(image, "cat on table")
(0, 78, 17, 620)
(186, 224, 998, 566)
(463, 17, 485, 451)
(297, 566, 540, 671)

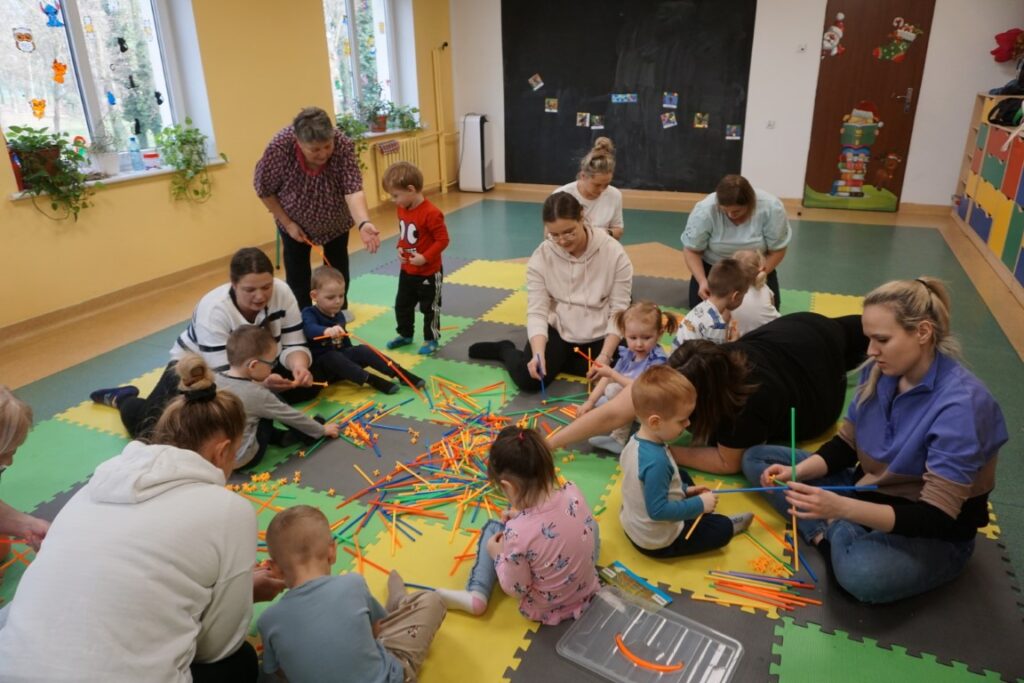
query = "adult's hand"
(263, 373, 296, 392)
(253, 565, 286, 602)
(784, 481, 847, 520)
(18, 514, 49, 552)
(289, 365, 314, 388)
(358, 222, 381, 254)
(527, 354, 546, 381)
(698, 282, 711, 300)
(282, 221, 308, 243)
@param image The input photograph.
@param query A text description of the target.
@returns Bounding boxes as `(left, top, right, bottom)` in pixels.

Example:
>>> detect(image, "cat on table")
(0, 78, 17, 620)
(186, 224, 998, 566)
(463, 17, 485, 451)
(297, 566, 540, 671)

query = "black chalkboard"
(501, 0, 757, 193)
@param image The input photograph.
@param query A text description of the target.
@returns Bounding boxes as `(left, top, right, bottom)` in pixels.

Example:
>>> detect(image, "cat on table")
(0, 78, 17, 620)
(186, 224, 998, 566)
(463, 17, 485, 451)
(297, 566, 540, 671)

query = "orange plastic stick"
(753, 514, 793, 551)
(614, 633, 684, 673)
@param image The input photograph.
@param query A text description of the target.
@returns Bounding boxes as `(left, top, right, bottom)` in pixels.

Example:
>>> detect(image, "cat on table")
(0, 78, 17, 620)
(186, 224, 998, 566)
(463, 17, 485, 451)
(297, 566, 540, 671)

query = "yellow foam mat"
(448, 260, 528, 290)
(360, 522, 538, 682)
(344, 302, 392, 330)
(595, 469, 793, 618)
(318, 350, 424, 405)
(56, 367, 167, 436)
(810, 292, 862, 318)
(482, 290, 528, 325)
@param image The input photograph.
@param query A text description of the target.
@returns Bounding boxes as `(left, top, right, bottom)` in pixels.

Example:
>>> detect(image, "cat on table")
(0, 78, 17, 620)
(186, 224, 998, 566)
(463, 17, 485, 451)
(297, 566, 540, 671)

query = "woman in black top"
(547, 313, 867, 473)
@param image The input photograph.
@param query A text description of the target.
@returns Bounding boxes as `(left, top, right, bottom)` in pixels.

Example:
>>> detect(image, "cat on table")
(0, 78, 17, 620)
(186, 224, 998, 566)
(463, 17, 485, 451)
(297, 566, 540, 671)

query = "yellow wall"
(0, 0, 455, 328)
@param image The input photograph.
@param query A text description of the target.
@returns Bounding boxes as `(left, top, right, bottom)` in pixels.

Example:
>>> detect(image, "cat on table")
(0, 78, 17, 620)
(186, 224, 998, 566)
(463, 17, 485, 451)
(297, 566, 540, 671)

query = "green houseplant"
(358, 81, 389, 132)
(388, 104, 420, 131)
(155, 117, 227, 203)
(336, 112, 370, 171)
(5, 126, 96, 221)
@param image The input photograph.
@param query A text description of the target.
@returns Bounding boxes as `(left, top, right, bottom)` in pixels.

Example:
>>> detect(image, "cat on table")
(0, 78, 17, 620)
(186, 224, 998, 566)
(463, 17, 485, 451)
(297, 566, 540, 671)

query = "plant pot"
(7, 146, 25, 192)
(93, 151, 121, 177)
(15, 147, 61, 190)
(370, 114, 388, 133)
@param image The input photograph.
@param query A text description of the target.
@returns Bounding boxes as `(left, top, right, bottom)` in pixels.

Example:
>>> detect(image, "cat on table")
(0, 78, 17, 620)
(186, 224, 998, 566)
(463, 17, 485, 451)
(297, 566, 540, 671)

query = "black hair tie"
(184, 385, 217, 404)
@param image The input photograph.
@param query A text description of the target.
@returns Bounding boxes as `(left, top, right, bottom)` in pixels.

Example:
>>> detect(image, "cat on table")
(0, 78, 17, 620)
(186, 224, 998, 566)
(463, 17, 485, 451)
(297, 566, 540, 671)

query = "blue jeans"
(466, 519, 602, 596)
(742, 445, 976, 604)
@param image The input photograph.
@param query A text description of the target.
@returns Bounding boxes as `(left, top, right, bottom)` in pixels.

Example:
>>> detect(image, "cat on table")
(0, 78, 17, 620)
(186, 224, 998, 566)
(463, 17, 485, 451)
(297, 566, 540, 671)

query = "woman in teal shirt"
(682, 175, 791, 309)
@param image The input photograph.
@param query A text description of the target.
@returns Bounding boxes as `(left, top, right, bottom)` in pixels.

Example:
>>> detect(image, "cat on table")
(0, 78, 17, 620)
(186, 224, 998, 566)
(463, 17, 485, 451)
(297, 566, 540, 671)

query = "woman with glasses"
(469, 192, 633, 390)
(553, 137, 624, 240)
(682, 174, 791, 309)
(89, 247, 318, 439)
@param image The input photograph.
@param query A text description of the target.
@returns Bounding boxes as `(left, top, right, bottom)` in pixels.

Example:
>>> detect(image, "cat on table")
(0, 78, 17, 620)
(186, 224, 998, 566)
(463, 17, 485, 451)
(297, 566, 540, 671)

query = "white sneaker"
(342, 310, 356, 323)
(588, 435, 625, 454)
(729, 512, 754, 536)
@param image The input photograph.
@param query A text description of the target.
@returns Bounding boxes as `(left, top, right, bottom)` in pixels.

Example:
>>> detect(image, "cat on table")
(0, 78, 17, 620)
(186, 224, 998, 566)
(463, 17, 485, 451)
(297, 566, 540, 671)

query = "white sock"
(436, 588, 488, 615)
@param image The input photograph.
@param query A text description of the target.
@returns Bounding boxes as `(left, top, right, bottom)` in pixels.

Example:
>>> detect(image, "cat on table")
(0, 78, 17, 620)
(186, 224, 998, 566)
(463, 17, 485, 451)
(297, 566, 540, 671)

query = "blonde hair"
(707, 258, 750, 297)
(732, 249, 768, 289)
(266, 505, 332, 575)
(0, 387, 32, 459)
(151, 354, 245, 452)
(579, 137, 615, 177)
(311, 264, 346, 291)
(613, 300, 678, 337)
(857, 277, 960, 405)
(631, 365, 696, 420)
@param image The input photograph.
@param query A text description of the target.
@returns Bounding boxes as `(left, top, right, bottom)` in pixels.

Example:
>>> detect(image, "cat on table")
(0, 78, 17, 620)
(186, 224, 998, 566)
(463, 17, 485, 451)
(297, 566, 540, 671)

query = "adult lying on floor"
(743, 278, 1007, 603)
(548, 312, 868, 474)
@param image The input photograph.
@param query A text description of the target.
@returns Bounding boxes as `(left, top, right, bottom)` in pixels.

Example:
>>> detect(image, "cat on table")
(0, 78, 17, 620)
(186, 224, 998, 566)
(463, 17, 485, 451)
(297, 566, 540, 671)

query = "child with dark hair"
(302, 265, 425, 395)
(436, 427, 600, 624)
(676, 258, 749, 346)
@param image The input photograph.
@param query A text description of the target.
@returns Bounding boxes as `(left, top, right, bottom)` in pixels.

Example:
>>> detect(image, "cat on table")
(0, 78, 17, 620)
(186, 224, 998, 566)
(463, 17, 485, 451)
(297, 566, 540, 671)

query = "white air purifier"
(459, 114, 494, 192)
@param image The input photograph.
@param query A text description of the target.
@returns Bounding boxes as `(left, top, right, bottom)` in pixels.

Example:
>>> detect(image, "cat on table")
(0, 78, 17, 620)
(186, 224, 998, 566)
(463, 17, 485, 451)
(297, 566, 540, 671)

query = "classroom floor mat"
(446, 259, 528, 289)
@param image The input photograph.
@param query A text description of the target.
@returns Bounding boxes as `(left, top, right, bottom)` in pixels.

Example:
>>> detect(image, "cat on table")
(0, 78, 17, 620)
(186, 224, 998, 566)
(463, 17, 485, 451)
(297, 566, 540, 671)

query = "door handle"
(893, 87, 914, 112)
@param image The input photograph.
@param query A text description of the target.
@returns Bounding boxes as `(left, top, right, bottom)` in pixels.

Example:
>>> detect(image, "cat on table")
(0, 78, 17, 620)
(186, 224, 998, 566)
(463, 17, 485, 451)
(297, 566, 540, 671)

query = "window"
(1, 0, 199, 154)
(323, 0, 397, 118)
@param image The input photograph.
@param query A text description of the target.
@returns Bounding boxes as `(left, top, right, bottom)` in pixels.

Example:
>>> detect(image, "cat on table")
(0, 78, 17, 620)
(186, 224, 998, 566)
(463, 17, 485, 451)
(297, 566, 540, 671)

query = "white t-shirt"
(554, 181, 624, 234)
(732, 285, 781, 337)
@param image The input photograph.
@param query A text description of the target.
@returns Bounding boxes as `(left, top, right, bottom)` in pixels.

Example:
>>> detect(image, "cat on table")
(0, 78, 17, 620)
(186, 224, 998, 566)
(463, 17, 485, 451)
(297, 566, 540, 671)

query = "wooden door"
(803, 0, 935, 211)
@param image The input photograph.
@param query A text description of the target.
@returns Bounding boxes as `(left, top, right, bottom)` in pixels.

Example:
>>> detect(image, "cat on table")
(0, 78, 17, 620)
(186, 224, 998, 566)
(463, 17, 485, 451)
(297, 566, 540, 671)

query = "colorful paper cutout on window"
(590, 115, 605, 130)
(874, 17, 923, 62)
(83, 16, 94, 33)
(693, 112, 709, 128)
(13, 28, 35, 53)
(30, 98, 46, 119)
(821, 12, 845, 58)
(576, 112, 590, 127)
(117, 36, 128, 52)
(528, 73, 544, 91)
(41, 2, 64, 28)
(660, 112, 677, 129)
(662, 91, 678, 109)
(52, 59, 68, 84)
(154, 91, 163, 105)
(106, 90, 116, 105)
(726, 124, 742, 140)
(544, 98, 558, 113)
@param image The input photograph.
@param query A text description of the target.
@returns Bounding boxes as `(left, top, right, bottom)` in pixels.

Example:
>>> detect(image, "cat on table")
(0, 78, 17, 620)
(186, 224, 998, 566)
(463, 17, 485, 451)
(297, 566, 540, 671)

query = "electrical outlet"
(766, 120, 776, 130)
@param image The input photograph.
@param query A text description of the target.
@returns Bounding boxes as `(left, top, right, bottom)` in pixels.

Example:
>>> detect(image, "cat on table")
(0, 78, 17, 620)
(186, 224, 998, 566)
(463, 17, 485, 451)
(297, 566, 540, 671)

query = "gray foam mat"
(369, 255, 473, 277)
(437, 283, 516, 319)
(434, 320, 526, 364)
(631, 274, 689, 310)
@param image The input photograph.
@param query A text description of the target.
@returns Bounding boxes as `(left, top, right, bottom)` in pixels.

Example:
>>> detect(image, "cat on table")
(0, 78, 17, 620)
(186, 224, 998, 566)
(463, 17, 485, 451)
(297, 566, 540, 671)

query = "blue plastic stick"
(715, 484, 879, 494)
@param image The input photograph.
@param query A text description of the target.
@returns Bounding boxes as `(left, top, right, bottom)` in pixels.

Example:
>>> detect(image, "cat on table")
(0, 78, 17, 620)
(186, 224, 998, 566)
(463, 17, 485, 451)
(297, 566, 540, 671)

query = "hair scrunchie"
(184, 385, 217, 404)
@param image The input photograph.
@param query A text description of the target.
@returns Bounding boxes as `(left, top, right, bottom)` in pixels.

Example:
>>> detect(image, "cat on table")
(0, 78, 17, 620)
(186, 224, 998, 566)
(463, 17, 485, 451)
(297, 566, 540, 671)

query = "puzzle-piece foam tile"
(482, 290, 528, 325)
(810, 292, 863, 318)
(56, 366, 167, 437)
(342, 302, 391, 328)
(347, 311, 476, 355)
(778, 289, 814, 316)
(770, 618, 1005, 682)
(347, 273, 401, 307)
(980, 501, 1000, 540)
(358, 521, 539, 683)
(592, 468, 794, 618)
(447, 259, 527, 289)
(392, 357, 521, 422)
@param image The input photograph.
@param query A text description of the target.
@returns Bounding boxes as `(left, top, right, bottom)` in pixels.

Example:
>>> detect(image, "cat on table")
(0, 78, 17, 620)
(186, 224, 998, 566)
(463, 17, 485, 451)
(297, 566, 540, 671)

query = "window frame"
(326, 0, 406, 117)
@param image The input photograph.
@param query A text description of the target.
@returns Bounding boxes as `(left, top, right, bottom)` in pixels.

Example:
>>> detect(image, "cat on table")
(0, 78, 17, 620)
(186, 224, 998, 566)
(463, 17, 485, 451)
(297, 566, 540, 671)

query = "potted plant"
(88, 133, 121, 177)
(155, 117, 227, 203)
(388, 104, 420, 131)
(359, 81, 389, 133)
(336, 112, 370, 171)
(5, 125, 96, 221)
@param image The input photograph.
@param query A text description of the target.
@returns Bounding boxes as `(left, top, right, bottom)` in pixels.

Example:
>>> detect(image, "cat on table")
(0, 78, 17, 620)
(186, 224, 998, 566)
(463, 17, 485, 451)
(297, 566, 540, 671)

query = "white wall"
(449, 0, 506, 182)
(450, 0, 1024, 203)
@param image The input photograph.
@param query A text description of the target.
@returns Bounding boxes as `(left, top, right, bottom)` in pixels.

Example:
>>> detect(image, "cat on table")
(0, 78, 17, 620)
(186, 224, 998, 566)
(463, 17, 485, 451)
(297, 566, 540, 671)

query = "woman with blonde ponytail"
(554, 136, 625, 239)
(743, 277, 1007, 604)
(0, 354, 283, 682)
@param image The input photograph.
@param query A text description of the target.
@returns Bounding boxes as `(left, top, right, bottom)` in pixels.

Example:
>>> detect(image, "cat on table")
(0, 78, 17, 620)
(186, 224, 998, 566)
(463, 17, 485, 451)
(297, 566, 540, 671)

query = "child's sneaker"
(386, 336, 413, 350)
(418, 340, 439, 355)
(89, 385, 139, 408)
(729, 512, 754, 536)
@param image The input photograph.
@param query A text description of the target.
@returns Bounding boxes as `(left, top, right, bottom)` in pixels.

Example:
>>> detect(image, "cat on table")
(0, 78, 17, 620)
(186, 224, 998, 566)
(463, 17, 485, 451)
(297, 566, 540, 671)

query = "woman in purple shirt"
(255, 107, 381, 312)
(743, 277, 1008, 604)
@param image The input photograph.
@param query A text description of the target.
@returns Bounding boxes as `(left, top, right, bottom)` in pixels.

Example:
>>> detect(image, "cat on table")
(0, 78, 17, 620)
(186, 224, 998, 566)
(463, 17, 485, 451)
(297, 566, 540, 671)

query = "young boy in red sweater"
(383, 161, 450, 355)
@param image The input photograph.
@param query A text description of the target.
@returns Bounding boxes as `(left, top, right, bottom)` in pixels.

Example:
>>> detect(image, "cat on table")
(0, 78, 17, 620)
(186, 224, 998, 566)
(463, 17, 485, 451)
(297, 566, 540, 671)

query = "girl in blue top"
(682, 175, 791, 309)
(742, 277, 1008, 604)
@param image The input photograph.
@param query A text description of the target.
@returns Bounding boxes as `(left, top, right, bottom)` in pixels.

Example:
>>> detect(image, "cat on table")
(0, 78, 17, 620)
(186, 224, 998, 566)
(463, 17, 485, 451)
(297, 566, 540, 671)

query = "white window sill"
(364, 128, 423, 140)
(9, 157, 227, 202)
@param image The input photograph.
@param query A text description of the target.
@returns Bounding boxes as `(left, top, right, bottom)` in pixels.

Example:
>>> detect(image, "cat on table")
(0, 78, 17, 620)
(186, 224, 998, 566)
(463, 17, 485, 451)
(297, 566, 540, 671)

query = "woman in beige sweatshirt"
(469, 192, 633, 391)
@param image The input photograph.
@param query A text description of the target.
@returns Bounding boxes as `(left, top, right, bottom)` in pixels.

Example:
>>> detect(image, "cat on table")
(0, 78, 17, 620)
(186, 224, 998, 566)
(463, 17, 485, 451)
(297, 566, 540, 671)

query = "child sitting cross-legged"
(621, 365, 752, 557)
(302, 265, 425, 395)
(437, 426, 601, 624)
(215, 326, 340, 469)
(676, 257, 750, 346)
(258, 505, 447, 683)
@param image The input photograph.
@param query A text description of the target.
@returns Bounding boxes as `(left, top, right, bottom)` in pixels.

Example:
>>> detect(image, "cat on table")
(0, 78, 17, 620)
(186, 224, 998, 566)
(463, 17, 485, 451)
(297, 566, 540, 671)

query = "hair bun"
(174, 353, 215, 393)
(184, 385, 218, 404)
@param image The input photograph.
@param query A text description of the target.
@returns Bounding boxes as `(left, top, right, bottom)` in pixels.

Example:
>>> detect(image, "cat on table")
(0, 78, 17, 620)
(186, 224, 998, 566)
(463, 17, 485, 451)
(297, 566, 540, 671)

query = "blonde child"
(258, 506, 446, 683)
(437, 427, 600, 624)
(302, 265, 426, 394)
(215, 326, 340, 469)
(0, 388, 48, 552)
(730, 249, 781, 337)
(382, 161, 450, 355)
(620, 366, 751, 557)
(676, 258, 749, 346)
(580, 301, 677, 454)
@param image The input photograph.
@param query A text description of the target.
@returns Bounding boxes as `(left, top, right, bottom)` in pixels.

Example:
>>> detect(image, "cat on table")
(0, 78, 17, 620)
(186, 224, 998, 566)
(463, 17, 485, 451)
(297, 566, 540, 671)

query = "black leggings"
(631, 513, 733, 558)
(190, 640, 258, 683)
(499, 326, 606, 393)
(281, 228, 351, 310)
(312, 345, 397, 384)
(689, 259, 781, 310)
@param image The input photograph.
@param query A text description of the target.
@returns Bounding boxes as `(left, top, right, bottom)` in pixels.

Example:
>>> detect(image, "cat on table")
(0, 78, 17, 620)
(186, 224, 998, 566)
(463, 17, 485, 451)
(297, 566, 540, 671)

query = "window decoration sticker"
(590, 115, 605, 130)
(52, 59, 68, 83)
(41, 2, 64, 28)
(13, 27, 35, 53)
(30, 98, 47, 118)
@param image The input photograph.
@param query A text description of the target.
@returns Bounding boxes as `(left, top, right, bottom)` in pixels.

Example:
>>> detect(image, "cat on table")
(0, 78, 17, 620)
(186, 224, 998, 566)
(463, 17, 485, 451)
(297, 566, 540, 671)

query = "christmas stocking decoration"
(874, 17, 923, 63)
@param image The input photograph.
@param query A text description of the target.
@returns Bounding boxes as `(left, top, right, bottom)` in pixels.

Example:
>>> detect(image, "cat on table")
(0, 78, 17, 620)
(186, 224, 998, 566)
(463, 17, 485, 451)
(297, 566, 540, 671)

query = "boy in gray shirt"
(258, 506, 446, 683)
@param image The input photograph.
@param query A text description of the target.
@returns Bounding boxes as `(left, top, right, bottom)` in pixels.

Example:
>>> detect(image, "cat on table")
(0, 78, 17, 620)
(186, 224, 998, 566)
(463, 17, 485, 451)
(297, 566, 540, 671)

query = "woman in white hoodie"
(0, 355, 283, 683)
(469, 192, 633, 390)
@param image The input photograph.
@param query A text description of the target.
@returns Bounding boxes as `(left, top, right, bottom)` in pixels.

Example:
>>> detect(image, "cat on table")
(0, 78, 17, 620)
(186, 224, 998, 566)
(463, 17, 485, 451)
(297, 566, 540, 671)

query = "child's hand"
(699, 491, 718, 514)
(576, 400, 594, 417)
(325, 325, 346, 338)
(592, 363, 615, 380)
(263, 373, 295, 392)
(685, 485, 709, 497)
(761, 464, 791, 488)
(486, 530, 504, 559)
(253, 565, 286, 602)
(323, 423, 341, 438)
(407, 253, 427, 267)
(726, 320, 740, 342)
(499, 508, 520, 524)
